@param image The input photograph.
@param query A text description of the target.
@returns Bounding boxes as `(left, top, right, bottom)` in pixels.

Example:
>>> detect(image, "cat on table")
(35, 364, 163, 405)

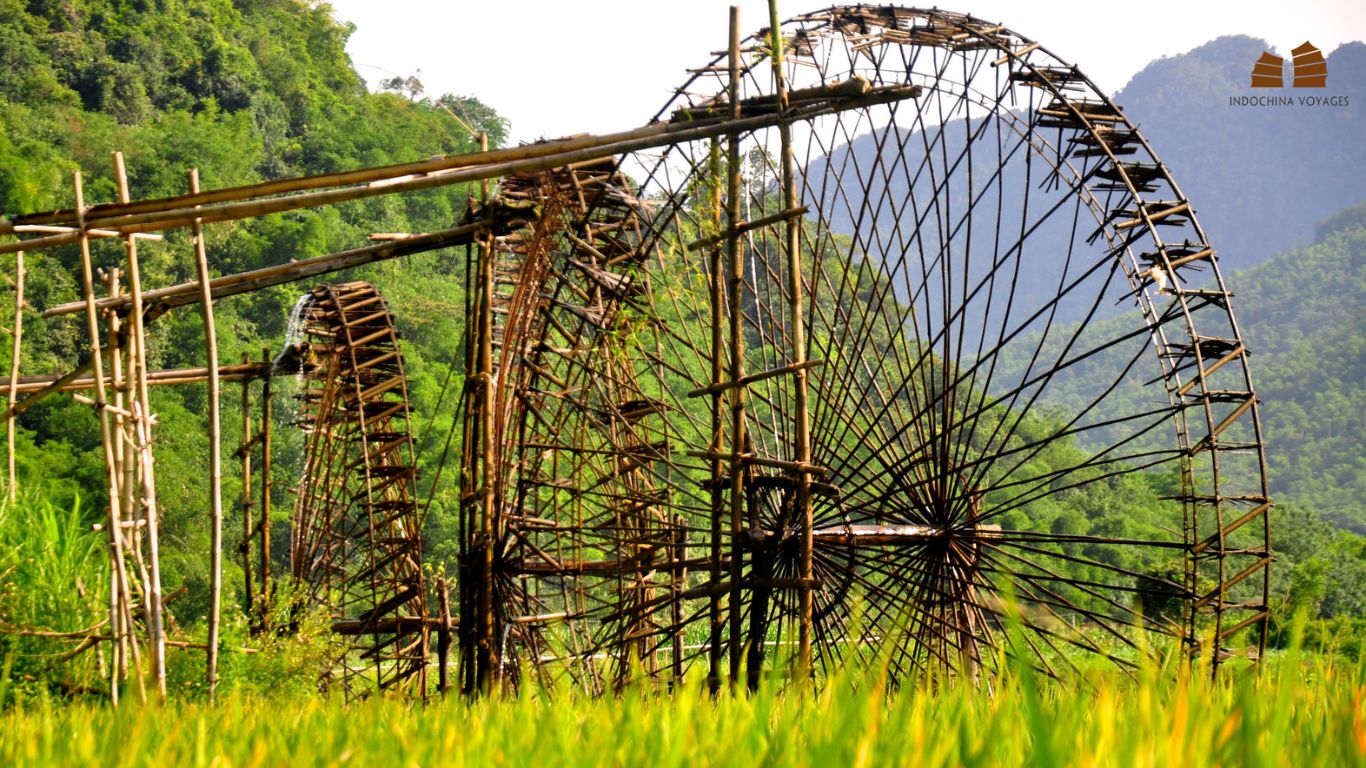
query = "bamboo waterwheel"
(289, 281, 428, 695)
(458, 5, 1271, 692)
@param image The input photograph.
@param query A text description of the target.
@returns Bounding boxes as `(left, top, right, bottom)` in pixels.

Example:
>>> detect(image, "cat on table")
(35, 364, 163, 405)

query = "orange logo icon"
(1251, 51, 1284, 87)
(1250, 43, 1327, 88)
(1291, 42, 1327, 87)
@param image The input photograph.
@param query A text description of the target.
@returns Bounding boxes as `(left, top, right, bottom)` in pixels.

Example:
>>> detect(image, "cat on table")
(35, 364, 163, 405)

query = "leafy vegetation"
(0, 0, 504, 626)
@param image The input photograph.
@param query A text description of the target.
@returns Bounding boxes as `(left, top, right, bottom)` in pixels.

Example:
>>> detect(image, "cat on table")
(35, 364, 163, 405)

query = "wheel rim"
(471, 6, 1270, 690)
(290, 281, 427, 695)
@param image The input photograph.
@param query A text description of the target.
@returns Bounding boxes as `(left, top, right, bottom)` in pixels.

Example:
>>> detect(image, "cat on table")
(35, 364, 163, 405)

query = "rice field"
(1, 645, 1361, 767)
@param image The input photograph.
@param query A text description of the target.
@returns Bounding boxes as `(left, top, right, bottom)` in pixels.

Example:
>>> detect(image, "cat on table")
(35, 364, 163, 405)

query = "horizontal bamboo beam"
(684, 205, 808, 251)
(10, 362, 272, 394)
(2, 84, 922, 254)
(1, 350, 105, 421)
(44, 212, 531, 319)
(686, 358, 823, 397)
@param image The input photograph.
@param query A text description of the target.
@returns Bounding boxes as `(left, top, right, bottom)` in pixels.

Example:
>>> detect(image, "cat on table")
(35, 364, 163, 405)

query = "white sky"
(327, 0, 1365, 144)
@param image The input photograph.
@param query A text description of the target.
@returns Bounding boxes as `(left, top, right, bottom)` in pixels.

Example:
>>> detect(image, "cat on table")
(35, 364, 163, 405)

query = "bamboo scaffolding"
(43, 216, 531, 319)
(102, 268, 134, 690)
(1, 84, 919, 256)
(476, 132, 496, 694)
(707, 136, 725, 694)
(8, 362, 272, 393)
(114, 152, 167, 701)
(73, 171, 138, 705)
(190, 168, 225, 699)
(724, 6, 748, 687)
(768, 0, 816, 680)
(240, 352, 255, 628)
(259, 349, 272, 615)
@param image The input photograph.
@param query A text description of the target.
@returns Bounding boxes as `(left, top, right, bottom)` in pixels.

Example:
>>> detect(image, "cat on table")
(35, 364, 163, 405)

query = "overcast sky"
(327, 0, 1364, 144)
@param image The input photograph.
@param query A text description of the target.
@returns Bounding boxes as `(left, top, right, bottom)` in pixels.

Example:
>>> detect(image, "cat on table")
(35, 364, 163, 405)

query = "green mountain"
(1113, 35, 1365, 270)
(0, 0, 503, 618)
(1232, 204, 1366, 532)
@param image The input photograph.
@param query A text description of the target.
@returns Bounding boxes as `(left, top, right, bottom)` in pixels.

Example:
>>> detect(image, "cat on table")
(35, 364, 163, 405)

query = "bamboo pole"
(0, 355, 97, 421)
(73, 172, 136, 705)
(8, 362, 273, 393)
(43, 218, 528, 319)
(437, 577, 452, 694)
(706, 134, 725, 694)
(724, 5, 748, 687)
(240, 352, 255, 628)
(768, 0, 815, 681)
(103, 268, 133, 687)
(6, 250, 22, 502)
(259, 348, 272, 619)
(476, 131, 496, 694)
(189, 169, 224, 698)
(1, 84, 919, 253)
(113, 152, 167, 701)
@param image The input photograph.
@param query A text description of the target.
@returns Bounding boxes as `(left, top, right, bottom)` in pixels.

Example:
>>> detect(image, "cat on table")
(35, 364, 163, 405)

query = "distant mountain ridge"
(1111, 35, 1365, 269)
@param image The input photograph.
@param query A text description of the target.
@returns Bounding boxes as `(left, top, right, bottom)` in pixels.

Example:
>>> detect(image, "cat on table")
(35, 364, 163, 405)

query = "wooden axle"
(741, 523, 1004, 547)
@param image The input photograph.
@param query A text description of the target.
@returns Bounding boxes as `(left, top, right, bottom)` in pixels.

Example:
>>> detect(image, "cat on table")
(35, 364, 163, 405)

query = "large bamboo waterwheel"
(290, 281, 427, 695)
(458, 5, 1272, 693)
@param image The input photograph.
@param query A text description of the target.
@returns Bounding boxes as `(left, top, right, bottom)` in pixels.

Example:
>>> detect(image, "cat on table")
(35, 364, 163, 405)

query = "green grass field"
(1, 647, 1361, 768)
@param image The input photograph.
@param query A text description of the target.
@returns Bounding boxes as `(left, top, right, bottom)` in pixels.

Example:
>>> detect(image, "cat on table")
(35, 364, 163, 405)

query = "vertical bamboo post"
(476, 131, 497, 693)
(73, 171, 134, 704)
(113, 151, 166, 699)
(240, 352, 255, 627)
(724, 5, 748, 686)
(767, 0, 814, 680)
(458, 236, 477, 693)
(188, 169, 224, 697)
(437, 577, 452, 694)
(105, 269, 125, 513)
(706, 137, 725, 694)
(259, 347, 272, 617)
(102, 268, 133, 683)
(7, 250, 23, 503)
(113, 151, 167, 701)
(671, 517, 687, 683)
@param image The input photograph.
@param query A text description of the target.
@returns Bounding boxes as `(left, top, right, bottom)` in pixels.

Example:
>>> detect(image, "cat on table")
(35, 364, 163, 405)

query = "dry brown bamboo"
(0, 355, 98, 421)
(43, 218, 525, 319)
(73, 172, 137, 705)
(6, 250, 22, 502)
(768, 0, 815, 679)
(258, 351, 271, 623)
(102, 268, 133, 687)
(1, 84, 918, 256)
(114, 152, 167, 701)
(724, 5, 747, 686)
(189, 168, 225, 699)
(3, 112, 789, 231)
(9, 362, 272, 393)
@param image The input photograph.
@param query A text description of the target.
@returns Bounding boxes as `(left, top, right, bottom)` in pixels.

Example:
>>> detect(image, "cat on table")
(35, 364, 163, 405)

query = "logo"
(1250, 42, 1327, 88)
(1232, 41, 1347, 107)
(1289, 42, 1327, 88)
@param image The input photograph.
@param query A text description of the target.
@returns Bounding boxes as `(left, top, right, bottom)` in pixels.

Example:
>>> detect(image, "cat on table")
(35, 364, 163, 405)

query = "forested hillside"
(1113, 36, 1365, 270)
(0, 0, 502, 620)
